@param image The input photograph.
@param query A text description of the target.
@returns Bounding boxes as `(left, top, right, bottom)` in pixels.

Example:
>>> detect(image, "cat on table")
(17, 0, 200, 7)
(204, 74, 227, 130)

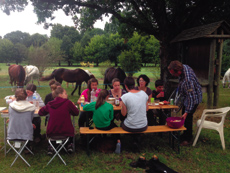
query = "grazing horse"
(66, 69, 95, 88)
(223, 68, 230, 88)
(103, 67, 126, 89)
(8, 64, 26, 88)
(24, 65, 40, 86)
(40, 68, 93, 95)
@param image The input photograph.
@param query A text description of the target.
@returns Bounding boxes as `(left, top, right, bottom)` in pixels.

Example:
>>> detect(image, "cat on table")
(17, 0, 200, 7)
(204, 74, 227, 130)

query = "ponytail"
(95, 89, 109, 109)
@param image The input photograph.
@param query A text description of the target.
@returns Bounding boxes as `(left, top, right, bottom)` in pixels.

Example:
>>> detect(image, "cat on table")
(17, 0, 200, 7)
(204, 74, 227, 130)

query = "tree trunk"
(58, 60, 61, 66)
(159, 41, 178, 99)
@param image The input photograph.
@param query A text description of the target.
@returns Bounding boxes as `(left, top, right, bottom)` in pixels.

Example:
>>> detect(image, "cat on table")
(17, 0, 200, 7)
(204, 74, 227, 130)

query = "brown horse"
(103, 67, 126, 89)
(40, 68, 93, 95)
(8, 64, 26, 88)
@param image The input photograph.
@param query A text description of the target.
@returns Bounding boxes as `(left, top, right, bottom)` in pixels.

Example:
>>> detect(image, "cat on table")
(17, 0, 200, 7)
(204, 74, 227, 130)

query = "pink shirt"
(81, 88, 101, 102)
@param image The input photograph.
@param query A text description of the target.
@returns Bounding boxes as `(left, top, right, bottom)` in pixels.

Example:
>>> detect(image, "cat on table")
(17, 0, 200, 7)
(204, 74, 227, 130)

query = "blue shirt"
(178, 65, 202, 113)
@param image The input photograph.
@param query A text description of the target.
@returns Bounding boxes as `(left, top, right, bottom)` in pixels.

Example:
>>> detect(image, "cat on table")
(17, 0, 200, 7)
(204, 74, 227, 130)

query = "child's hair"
(112, 78, 120, 85)
(124, 77, 135, 90)
(26, 83, 37, 93)
(52, 87, 65, 98)
(50, 82, 61, 91)
(95, 89, 109, 109)
(49, 79, 56, 87)
(155, 79, 164, 88)
(15, 88, 27, 101)
(137, 74, 150, 87)
(87, 78, 98, 102)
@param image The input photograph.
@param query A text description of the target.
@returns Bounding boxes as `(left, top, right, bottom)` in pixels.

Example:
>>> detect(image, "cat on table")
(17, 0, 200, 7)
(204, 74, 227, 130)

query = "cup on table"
(155, 99, 160, 105)
(150, 98, 155, 105)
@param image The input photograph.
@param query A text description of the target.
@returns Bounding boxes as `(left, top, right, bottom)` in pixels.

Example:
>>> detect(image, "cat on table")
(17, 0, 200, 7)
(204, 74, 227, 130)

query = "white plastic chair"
(193, 107, 230, 150)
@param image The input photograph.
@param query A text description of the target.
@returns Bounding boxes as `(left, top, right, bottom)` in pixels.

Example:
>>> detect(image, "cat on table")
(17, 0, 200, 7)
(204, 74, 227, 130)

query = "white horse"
(24, 65, 40, 86)
(66, 69, 95, 88)
(223, 68, 230, 88)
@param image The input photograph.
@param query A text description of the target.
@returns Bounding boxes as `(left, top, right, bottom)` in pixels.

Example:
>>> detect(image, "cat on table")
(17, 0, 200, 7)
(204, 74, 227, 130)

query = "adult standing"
(168, 60, 202, 146)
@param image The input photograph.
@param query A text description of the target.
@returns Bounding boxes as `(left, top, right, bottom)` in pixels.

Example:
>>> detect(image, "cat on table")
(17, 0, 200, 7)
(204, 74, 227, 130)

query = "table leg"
(4, 117, 6, 156)
(72, 116, 75, 152)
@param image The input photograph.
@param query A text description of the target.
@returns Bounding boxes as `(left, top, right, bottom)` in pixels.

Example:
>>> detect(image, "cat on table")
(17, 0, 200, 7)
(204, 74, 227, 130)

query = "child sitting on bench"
(152, 79, 167, 125)
(83, 89, 117, 130)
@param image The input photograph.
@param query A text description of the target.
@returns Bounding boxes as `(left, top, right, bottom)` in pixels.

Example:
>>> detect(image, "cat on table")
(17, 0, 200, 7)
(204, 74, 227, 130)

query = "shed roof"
(171, 21, 230, 43)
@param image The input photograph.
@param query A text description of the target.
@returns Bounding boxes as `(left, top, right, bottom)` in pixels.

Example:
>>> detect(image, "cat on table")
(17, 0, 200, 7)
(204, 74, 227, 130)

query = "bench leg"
(87, 134, 90, 156)
(170, 131, 181, 154)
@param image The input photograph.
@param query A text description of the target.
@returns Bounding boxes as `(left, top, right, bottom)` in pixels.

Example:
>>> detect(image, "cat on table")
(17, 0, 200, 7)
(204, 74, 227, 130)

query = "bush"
(118, 50, 141, 77)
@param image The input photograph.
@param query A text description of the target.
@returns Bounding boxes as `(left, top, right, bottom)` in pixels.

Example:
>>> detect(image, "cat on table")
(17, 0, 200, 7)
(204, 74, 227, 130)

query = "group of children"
(6, 76, 165, 154)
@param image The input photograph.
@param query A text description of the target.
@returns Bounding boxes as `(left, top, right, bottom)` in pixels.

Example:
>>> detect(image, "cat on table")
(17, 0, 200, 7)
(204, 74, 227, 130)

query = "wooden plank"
(214, 30, 224, 107)
(79, 104, 179, 111)
(207, 38, 216, 108)
(204, 35, 230, 38)
(80, 126, 186, 134)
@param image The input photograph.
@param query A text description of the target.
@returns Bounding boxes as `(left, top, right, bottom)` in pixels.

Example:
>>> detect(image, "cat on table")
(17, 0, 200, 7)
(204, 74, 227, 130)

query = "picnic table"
(79, 103, 186, 155)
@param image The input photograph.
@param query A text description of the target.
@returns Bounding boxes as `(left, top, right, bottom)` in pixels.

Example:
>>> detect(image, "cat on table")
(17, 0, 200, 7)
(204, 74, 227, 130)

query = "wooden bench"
(80, 125, 186, 155)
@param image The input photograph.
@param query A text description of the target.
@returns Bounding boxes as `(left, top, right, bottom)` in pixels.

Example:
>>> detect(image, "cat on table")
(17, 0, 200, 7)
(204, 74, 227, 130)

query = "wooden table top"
(79, 103, 178, 112)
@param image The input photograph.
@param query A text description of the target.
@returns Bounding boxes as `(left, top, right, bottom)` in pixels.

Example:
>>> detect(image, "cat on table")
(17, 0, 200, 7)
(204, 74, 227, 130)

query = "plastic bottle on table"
(115, 95, 120, 106)
(32, 91, 39, 111)
(80, 95, 85, 107)
(90, 89, 96, 102)
(115, 139, 121, 154)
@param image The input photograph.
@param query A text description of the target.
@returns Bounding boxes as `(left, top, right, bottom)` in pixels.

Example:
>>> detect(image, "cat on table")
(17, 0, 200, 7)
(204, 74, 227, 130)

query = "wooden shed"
(171, 21, 230, 108)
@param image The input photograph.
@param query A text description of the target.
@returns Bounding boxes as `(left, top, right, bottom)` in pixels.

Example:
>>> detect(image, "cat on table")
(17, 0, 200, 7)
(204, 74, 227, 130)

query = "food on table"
(170, 119, 181, 122)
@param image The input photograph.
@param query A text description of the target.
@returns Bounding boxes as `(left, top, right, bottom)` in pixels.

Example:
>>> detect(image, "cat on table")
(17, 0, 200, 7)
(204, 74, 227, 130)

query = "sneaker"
(47, 146, 54, 155)
(67, 143, 74, 153)
(130, 156, 147, 169)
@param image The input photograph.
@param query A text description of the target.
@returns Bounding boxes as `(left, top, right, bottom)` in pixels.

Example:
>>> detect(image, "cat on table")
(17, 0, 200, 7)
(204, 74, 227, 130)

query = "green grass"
(0, 63, 230, 172)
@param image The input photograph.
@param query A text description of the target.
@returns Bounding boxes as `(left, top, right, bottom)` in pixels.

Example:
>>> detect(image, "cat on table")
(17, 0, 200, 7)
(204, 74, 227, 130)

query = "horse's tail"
(18, 65, 26, 85)
(40, 70, 56, 81)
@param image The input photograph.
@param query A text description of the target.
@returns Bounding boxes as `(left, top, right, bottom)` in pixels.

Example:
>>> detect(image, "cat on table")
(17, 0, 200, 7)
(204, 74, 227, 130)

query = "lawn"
(0, 63, 230, 172)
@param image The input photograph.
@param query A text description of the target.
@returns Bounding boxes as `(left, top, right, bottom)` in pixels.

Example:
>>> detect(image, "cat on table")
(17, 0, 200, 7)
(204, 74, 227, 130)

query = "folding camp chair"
(7, 139, 34, 167)
(47, 136, 69, 166)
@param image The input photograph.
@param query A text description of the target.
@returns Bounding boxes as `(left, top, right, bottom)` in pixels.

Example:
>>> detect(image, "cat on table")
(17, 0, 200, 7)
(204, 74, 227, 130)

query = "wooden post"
(207, 39, 216, 108)
(214, 30, 224, 107)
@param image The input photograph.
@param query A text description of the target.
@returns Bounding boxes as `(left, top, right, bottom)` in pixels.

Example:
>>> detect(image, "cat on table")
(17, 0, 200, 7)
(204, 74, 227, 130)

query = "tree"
(80, 28, 105, 47)
(72, 42, 84, 63)
(84, 35, 107, 66)
(4, 31, 31, 47)
(61, 35, 74, 66)
(0, 39, 14, 63)
(51, 24, 81, 44)
(42, 37, 64, 66)
(28, 46, 50, 76)
(13, 43, 28, 64)
(118, 49, 142, 77)
(29, 33, 48, 47)
(84, 33, 124, 66)
(145, 35, 160, 66)
(3, 0, 230, 79)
